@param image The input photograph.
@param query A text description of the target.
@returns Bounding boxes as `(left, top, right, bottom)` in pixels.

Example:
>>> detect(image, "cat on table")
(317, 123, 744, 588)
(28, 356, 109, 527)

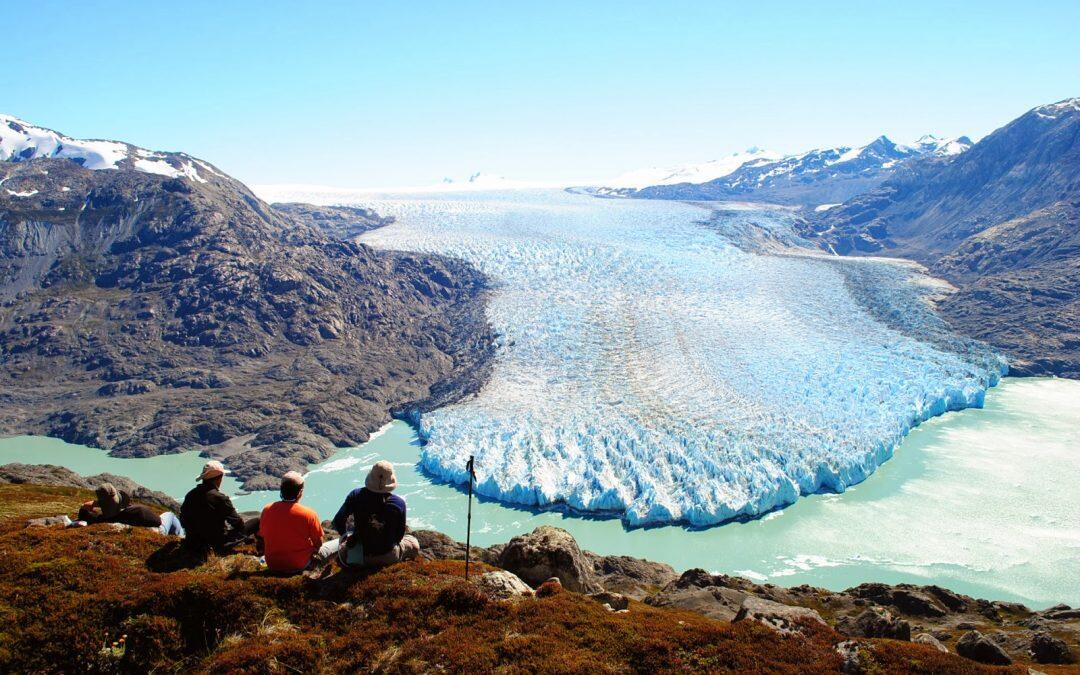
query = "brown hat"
(197, 460, 225, 482)
(365, 460, 397, 493)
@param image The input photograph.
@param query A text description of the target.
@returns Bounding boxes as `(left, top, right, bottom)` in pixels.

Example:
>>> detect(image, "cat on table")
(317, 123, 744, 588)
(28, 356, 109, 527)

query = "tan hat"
(95, 483, 121, 518)
(365, 460, 397, 493)
(197, 460, 225, 482)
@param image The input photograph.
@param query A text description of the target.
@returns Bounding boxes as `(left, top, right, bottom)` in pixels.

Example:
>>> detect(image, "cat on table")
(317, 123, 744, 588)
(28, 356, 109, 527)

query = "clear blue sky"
(3, 1, 1077, 187)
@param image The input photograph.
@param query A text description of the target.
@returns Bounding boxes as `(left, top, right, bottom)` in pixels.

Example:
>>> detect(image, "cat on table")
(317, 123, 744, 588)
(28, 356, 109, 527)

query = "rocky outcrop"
(913, 633, 949, 653)
(836, 607, 911, 641)
(0, 126, 496, 489)
(497, 525, 601, 593)
(272, 203, 393, 241)
(733, 596, 826, 634)
(584, 551, 679, 600)
(0, 463, 178, 511)
(956, 630, 1013, 665)
(1029, 632, 1074, 664)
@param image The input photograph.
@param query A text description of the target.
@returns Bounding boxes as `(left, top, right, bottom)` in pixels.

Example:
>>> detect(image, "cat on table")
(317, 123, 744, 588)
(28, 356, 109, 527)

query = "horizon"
(3, 1, 1079, 188)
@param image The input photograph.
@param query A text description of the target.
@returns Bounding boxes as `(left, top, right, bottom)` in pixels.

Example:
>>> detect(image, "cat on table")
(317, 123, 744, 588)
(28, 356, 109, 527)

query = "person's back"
(259, 498, 323, 573)
(181, 461, 244, 554)
(329, 460, 418, 567)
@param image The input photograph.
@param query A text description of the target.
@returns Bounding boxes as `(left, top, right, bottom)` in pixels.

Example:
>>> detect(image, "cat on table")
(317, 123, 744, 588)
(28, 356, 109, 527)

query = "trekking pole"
(464, 454, 476, 581)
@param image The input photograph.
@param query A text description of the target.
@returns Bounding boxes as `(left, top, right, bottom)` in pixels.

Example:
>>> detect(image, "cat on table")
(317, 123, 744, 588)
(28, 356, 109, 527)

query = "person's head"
(197, 460, 225, 488)
(365, 460, 397, 494)
(95, 483, 121, 518)
(280, 471, 304, 501)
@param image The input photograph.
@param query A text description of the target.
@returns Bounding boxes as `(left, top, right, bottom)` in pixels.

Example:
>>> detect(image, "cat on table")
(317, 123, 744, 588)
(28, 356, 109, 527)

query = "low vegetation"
(0, 484, 1023, 673)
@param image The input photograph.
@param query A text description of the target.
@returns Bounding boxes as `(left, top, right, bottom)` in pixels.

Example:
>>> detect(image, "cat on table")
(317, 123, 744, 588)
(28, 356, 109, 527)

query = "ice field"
(270, 188, 1007, 526)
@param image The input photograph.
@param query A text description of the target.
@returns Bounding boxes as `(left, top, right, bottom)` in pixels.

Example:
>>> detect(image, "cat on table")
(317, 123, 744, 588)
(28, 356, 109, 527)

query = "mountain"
(806, 98, 1080, 376)
(0, 115, 495, 489)
(617, 135, 971, 205)
(583, 147, 783, 196)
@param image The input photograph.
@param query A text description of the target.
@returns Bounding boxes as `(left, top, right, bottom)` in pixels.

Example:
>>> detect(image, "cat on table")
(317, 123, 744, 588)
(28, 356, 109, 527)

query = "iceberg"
(289, 188, 1005, 527)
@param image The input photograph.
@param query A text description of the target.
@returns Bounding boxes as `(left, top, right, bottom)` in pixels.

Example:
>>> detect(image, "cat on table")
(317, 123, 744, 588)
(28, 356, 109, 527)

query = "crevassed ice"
(344, 189, 1004, 527)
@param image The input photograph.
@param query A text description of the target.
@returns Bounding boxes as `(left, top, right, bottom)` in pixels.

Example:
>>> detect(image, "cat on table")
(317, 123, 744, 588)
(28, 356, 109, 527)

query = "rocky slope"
(804, 98, 1080, 377)
(625, 135, 970, 205)
(0, 117, 496, 489)
(3, 480, 1060, 673)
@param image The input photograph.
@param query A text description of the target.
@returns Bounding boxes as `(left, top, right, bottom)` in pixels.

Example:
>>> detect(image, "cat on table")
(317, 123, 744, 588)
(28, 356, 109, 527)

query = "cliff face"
(0, 152, 495, 489)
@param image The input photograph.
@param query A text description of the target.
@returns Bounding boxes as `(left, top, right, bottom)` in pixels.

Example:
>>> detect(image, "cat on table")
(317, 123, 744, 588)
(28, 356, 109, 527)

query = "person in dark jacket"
(180, 461, 254, 554)
(324, 460, 420, 568)
(74, 483, 185, 535)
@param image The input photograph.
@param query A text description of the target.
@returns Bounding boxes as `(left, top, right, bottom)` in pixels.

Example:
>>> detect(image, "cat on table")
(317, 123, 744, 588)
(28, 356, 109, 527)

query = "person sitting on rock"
(257, 471, 332, 574)
(180, 461, 255, 554)
(74, 482, 185, 536)
(325, 460, 420, 568)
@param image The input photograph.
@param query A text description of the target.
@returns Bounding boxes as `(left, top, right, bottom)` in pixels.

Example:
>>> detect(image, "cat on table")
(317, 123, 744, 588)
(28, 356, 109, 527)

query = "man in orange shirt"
(258, 471, 325, 574)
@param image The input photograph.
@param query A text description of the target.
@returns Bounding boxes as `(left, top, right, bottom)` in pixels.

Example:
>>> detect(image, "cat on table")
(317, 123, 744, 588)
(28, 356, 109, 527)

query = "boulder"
(25, 516, 70, 528)
(588, 591, 629, 611)
(585, 551, 678, 600)
(733, 596, 827, 634)
(412, 529, 499, 565)
(837, 608, 911, 641)
(847, 583, 947, 618)
(474, 571, 535, 602)
(912, 633, 949, 653)
(1029, 632, 1074, 664)
(497, 526, 601, 593)
(956, 630, 1012, 665)
(835, 641, 865, 675)
(645, 585, 747, 622)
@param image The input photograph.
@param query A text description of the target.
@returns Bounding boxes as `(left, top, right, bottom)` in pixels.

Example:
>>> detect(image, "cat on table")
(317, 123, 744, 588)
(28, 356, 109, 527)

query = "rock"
(497, 526, 601, 593)
(847, 583, 947, 617)
(1029, 632, 1074, 664)
(0, 463, 179, 512)
(837, 608, 911, 641)
(585, 552, 678, 600)
(645, 585, 747, 622)
(733, 596, 826, 634)
(913, 633, 949, 653)
(25, 516, 70, 527)
(412, 529, 499, 566)
(474, 571, 535, 602)
(835, 641, 865, 675)
(103, 523, 131, 532)
(588, 591, 629, 611)
(956, 630, 1012, 665)
(1043, 608, 1080, 621)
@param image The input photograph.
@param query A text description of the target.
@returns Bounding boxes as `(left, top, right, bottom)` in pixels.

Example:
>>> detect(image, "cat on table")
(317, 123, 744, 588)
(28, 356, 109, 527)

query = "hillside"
(3, 481, 1068, 673)
(804, 98, 1080, 376)
(0, 116, 496, 489)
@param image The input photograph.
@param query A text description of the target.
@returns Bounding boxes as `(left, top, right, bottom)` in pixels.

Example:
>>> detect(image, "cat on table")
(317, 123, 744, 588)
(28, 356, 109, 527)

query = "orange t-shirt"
(259, 500, 324, 572)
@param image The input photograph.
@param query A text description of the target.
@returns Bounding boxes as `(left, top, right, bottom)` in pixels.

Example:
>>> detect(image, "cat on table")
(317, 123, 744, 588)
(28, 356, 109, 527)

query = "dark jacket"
(332, 488, 406, 556)
(79, 491, 161, 528)
(180, 482, 245, 553)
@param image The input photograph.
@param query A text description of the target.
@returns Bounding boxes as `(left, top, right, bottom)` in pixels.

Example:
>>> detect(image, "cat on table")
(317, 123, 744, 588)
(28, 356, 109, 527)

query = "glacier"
(262, 187, 1006, 527)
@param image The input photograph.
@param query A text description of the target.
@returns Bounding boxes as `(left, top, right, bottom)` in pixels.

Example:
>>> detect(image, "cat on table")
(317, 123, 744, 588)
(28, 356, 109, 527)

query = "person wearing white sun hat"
(321, 460, 420, 568)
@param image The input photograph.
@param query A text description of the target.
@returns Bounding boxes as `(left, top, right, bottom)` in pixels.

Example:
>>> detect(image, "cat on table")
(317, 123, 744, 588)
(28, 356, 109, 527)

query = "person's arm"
(309, 512, 324, 555)
(388, 499, 406, 545)
(331, 491, 353, 536)
(211, 491, 245, 533)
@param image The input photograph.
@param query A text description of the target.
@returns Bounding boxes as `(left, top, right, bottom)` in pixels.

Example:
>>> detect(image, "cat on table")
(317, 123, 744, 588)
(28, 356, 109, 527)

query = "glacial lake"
(1, 376, 1076, 608)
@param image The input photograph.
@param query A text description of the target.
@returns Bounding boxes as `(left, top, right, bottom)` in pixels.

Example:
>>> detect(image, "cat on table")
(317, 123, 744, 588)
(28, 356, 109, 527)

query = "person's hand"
(81, 500, 94, 509)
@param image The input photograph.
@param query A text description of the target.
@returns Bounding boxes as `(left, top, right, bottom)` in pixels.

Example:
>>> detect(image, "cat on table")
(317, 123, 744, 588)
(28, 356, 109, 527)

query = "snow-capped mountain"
(0, 113, 223, 184)
(606, 134, 972, 205)
(601, 147, 782, 190)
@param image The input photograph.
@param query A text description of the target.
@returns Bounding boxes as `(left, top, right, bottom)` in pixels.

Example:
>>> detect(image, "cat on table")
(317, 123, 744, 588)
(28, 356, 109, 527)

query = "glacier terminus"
(265, 187, 1007, 527)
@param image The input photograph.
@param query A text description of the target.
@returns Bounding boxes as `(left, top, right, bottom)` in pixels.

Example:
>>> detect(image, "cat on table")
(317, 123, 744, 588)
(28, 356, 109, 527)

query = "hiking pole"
(464, 454, 476, 581)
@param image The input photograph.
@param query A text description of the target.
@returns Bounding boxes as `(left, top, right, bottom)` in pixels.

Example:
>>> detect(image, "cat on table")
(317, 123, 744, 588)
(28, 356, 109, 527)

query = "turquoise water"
(1, 377, 1077, 608)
